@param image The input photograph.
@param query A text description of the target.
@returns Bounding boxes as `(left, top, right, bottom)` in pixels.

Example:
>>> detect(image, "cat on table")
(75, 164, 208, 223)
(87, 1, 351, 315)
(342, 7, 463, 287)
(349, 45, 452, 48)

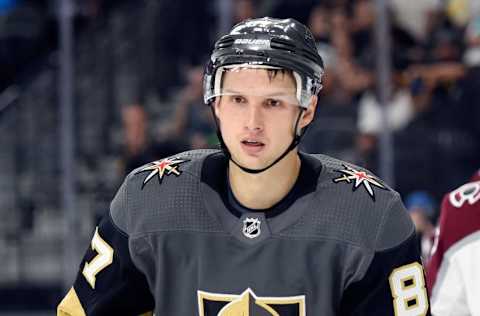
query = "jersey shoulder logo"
(449, 180, 480, 208)
(333, 164, 387, 201)
(243, 217, 261, 239)
(135, 157, 189, 189)
(198, 288, 305, 316)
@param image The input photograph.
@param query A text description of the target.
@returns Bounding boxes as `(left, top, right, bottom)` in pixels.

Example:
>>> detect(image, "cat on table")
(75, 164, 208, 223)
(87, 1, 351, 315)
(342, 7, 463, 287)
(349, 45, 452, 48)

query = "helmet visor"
(204, 64, 315, 108)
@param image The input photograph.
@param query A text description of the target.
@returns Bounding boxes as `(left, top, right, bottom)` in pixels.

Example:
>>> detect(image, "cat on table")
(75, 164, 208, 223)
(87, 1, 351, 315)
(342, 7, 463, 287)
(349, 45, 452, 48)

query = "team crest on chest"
(333, 164, 386, 201)
(135, 157, 189, 188)
(242, 217, 261, 239)
(197, 288, 305, 316)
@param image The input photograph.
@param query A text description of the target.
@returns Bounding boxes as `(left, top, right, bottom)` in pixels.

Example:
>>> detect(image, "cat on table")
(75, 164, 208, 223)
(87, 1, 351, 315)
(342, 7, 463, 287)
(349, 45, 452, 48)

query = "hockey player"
(427, 175, 480, 316)
(58, 17, 430, 315)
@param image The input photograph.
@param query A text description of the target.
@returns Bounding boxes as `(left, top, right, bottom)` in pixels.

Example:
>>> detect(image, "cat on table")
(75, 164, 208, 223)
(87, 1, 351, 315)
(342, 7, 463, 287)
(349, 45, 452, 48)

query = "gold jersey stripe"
(57, 287, 153, 316)
(57, 288, 86, 316)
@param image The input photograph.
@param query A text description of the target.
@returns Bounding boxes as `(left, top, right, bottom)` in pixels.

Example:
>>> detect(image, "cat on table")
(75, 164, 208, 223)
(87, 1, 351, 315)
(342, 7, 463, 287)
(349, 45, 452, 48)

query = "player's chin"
(244, 159, 269, 170)
(231, 150, 270, 170)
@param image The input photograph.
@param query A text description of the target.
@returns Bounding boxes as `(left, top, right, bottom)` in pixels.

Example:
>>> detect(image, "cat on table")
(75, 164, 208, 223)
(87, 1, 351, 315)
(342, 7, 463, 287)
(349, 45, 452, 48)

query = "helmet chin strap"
(211, 106, 306, 174)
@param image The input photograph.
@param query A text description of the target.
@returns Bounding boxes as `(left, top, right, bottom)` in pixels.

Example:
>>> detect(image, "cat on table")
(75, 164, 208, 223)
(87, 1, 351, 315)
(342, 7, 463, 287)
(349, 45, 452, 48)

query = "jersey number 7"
(82, 227, 114, 289)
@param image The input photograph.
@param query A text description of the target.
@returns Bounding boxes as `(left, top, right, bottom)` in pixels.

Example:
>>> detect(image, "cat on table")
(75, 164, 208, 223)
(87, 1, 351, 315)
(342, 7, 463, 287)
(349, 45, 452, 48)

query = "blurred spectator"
(392, 59, 472, 198)
(308, 4, 337, 92)
(350, 0, 421, 72)
(309, 4, 330, 42)
(405, 191, 436, 262)
(123, 105, 147, 160)
(330, 7, 352, 59)
(350, 0, 376, 64)
(359, 2, 478, 194)
(392, 71, 438, 199)
(171, 65, 217, 150)
(309, 4, 334, 67)
(445, 0, 480, 27)
(425, 22, 463, 63)
(302, 4, 359, 159)
(121, 105, 150, 174)
(337, 0, 375, 116)
(463, 15, 480, 67)
(357, 76, 415, 136)
(121, 105, 188, 175)
(390, 0, 442, 42)
(233, 0, 256, 24)
(356, 72, 415, 169)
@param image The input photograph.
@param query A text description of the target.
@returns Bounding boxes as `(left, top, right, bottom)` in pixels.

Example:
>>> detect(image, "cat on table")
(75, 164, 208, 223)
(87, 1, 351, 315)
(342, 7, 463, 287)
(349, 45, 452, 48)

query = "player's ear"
(299, 95, 318, 129)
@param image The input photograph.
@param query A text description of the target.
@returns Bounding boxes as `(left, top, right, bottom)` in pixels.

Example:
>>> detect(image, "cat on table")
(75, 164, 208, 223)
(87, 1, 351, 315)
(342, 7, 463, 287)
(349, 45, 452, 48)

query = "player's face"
(214, 68, 316, 170)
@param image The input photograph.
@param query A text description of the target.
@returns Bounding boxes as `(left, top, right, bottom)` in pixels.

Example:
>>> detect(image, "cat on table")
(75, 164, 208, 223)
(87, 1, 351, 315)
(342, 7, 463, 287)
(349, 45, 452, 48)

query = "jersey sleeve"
(427, 180, 480, 315)
(425, 195, 449, 293)
(340, 194, 431, 316)
(57, 181, 155, 316)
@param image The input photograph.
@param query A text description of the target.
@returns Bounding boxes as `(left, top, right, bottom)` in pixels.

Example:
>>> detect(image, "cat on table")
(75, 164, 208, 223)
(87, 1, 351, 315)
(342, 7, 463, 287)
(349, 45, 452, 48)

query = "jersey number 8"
(389, 262, 429, 316)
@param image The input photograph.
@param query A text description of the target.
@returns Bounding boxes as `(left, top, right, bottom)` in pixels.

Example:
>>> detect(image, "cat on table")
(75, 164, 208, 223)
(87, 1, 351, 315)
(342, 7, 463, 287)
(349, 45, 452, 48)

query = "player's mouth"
(240, 139, 265, 155)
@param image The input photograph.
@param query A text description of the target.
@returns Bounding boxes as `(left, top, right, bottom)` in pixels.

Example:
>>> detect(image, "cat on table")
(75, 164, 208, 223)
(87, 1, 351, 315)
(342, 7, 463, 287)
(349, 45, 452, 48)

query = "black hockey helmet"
(203, 17, 324, 108)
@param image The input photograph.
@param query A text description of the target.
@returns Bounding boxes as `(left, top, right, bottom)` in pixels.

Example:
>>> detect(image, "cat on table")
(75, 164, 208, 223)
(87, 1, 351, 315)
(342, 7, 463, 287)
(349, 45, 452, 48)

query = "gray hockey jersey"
(58, 150, 430, 316)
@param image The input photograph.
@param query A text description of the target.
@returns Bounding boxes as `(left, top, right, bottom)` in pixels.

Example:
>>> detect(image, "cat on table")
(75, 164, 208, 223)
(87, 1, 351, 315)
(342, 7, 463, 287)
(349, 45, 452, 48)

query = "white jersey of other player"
(428, 180, 480, 316)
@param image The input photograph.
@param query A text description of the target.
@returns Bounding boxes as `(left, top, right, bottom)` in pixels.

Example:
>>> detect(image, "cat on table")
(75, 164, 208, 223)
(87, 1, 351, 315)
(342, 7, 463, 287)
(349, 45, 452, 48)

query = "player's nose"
(244, 103, 264, 132)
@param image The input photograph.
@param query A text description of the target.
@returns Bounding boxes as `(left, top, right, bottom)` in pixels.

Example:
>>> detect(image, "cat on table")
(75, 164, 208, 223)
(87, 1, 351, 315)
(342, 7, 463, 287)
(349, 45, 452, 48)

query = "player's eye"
(265, 98, 282, 107)
(230, 95, 246, 104)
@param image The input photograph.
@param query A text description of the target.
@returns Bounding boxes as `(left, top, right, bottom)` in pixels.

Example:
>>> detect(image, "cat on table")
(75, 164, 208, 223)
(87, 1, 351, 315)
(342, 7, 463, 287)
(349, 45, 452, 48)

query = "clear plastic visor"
(217, 90, 301, 108)
(206, 64, 315, 108)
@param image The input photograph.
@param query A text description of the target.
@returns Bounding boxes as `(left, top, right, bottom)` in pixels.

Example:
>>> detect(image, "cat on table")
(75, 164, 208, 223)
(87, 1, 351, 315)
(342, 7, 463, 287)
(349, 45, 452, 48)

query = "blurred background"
(0, 0, 479, 314)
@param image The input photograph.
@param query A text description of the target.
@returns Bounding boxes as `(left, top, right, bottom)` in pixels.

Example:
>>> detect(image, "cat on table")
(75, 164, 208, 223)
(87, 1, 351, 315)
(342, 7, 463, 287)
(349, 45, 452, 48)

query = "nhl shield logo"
(242, 217, 261, 239)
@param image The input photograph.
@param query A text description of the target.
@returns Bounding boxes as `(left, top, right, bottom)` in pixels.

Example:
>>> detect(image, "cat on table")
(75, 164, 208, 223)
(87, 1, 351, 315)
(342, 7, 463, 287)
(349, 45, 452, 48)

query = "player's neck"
(228, 151, 301, 210)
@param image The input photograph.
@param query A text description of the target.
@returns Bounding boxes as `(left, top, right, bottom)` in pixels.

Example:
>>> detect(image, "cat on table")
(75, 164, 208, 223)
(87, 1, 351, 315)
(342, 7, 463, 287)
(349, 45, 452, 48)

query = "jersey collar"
(200, 152, 322, 244)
